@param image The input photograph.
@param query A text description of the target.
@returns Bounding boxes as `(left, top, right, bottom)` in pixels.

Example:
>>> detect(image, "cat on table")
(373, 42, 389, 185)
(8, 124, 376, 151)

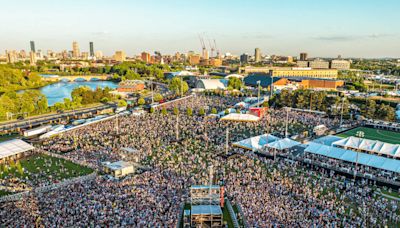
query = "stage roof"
(191, 205, 223, 215)
(105, 161, 133, 171)
(0, 139, 35, 160)
(305, 142, 400, 173)
(266, 138, 301, 150)
(311, 135, 342, 146)
(332, 136, 400, 158)
(232, 134, 279, 151)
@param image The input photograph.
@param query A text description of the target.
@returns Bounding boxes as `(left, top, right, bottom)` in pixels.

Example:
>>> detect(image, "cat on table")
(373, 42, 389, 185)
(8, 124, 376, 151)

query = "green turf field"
(0, 154, 93, 184)
(0, 189, 11, 197)
(337, 127, 400, 144)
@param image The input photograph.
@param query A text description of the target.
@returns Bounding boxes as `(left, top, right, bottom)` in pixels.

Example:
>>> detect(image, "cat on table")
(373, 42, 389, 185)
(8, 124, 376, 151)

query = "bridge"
(42, 75, 111, 82)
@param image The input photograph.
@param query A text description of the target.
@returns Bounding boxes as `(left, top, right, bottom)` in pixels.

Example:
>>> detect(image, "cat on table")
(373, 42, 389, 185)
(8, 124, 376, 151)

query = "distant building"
(72, 41, 80, 58)
(239, 66, 338, 79)
(141, 52, 151, 63)
(202, 49, 209, 60)
(29, 51, 36, 65)
(81, 52, 89, 60)
(330, 59, 351, 70)
(89, 42, 94, 57)
(254, 48, 261, 62)
(189, 54, 201, 65)
(298, 78, 344, 90)
(209, 58, 222, 67)
(113, 51, 126, 62)
(297, 60, 309, 68)
(309, 59, 330, 69)
(30, 41, 36, 52)
(117, 80, 145, 93)
(5, 50, 17, 63)
(95, 50, 103, 59)
(240, 53, 249, 64)
(300, 52, 308, 61)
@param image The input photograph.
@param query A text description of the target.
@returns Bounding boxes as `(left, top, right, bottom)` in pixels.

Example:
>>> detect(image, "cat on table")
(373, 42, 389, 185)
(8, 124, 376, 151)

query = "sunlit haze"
(1, 0, 399, 57)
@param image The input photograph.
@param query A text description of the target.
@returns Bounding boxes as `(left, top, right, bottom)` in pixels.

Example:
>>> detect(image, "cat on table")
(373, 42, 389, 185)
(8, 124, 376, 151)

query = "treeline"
(0, 65, 48, 92)
(0, 90, 48, 120)
(272, 89, 396, 121)
(360, 99, 395, 121)
(52, 86, 115, 110)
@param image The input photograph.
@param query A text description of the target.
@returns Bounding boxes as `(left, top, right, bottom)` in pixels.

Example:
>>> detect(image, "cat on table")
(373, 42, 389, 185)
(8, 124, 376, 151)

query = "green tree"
(169, 77, 189, 96)
(149, 107, 155, 113)
(173, 107, 179, 115)
(138, 97, 145, 106)
(224, 109, 230, 115)
(199, 108, 205, 116)
(162, 107, 168, 115)
(187, 108, 193, 116)
(228, 77, 243, 90)
(117, 99, 127, 107)
(154, 93, 163, 102)
(211, 108, 217, 114)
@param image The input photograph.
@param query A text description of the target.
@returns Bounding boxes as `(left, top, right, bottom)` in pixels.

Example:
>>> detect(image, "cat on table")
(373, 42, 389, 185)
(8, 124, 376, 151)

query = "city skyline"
(1, 0, 399, 58)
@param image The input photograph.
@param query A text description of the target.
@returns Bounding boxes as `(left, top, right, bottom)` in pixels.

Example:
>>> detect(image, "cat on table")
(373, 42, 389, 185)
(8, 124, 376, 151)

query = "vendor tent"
(332, 136, 400, 158)
(305, 142, 400, 173)
(0, 139, 35, 160)
(232, 134, 279, 151)
(265, 138, 301, 150)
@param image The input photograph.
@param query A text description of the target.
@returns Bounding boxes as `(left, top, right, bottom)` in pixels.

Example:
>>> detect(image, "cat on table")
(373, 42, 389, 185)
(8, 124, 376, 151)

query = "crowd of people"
(0, 95, 398, 227)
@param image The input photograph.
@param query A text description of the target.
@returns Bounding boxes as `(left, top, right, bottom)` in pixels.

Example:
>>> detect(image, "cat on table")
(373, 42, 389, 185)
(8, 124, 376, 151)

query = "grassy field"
(338, 127, 400, 144)
(0, 154, 93, 184)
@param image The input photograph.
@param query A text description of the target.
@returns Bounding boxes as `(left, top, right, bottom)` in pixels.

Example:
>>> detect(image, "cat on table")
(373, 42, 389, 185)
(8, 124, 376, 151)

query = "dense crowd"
(0, 95, 398, 227)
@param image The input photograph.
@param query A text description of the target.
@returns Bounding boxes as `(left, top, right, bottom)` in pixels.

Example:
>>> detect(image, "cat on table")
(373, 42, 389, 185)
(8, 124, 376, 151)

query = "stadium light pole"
(285, 107, 290, 138)
(354, 131, 364, 180)
(257, 80, 261, 107)
(340, 97, 345, 128)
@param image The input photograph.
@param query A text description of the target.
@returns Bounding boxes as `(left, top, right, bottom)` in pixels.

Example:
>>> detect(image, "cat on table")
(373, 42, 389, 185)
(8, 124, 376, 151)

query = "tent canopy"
(0, 139, 35, 160)
(232, 134, 279, 151)
(265, 138, 301, 150)
(220, 113, 260, 122)
(305, 142, 400, 173)
(332, 136, 400, 158)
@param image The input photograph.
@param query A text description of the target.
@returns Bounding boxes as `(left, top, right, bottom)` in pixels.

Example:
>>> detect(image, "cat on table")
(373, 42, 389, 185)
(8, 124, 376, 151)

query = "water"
(38, 81, 118, 106)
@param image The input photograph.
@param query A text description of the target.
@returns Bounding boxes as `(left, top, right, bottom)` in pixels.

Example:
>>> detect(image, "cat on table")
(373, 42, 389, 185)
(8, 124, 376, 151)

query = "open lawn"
(338, 127, 400, 144)
(0, 154, 93, 186)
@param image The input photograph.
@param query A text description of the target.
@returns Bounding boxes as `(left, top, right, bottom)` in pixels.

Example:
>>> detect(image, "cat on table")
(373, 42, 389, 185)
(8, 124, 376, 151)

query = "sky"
(0, 0, 399, 58)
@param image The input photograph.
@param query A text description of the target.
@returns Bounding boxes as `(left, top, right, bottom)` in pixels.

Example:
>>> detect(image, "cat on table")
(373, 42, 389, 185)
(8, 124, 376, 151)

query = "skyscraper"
(240, 53, 249, 64)
(254, 48, 261, 62)
(300, 52, 308, 61)
(89, 42, 94, 57)
(113, 51, 126, 62)
(30, 41, 36, 52)
(72, 41, 80, 58)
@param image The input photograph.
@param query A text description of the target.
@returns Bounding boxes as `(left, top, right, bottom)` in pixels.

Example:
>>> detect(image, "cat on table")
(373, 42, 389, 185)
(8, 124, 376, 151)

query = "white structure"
(0, 139, 35, 163)
(225, 74, 244, 79)
(195, 79, 228, 90)
(332, 136, 400, 158)
(220, 113, 260, 122)
(265, 138, 301, 150)
(103, 161, 135, 178)
(232, 134, 279, 151)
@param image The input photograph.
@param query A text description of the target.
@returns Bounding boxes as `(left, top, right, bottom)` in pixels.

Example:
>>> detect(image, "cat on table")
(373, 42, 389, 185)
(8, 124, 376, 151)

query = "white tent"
(232, 134, 279, 151)
(0, 139, 35, 160)
(305, 142, 400, 174)
(332, 136, 400, 158)
(220, 113, 260, 122)
(265, 138, 301, 150)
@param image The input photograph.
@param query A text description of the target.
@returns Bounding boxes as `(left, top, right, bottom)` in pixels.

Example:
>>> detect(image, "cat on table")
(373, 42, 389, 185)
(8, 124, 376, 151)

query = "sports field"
(337, 127, 400, 144)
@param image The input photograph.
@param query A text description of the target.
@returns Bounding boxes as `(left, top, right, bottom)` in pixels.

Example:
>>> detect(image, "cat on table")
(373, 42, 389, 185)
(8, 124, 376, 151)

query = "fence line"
(40, 150, 97, 170)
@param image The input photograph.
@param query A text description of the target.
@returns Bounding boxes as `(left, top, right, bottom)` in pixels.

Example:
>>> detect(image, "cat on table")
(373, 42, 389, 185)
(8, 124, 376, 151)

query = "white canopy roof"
(0, 139, 35, 160)
(233, 134, 279, 151)
(265, 138, 301, 150)
(305, 142, 400, 174)
(332, 136, 400, 158)
(220, 113, 260, 122)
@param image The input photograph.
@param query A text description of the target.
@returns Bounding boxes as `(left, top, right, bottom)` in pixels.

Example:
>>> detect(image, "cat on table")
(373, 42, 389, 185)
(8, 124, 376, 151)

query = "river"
(39, 81, 118, 106)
